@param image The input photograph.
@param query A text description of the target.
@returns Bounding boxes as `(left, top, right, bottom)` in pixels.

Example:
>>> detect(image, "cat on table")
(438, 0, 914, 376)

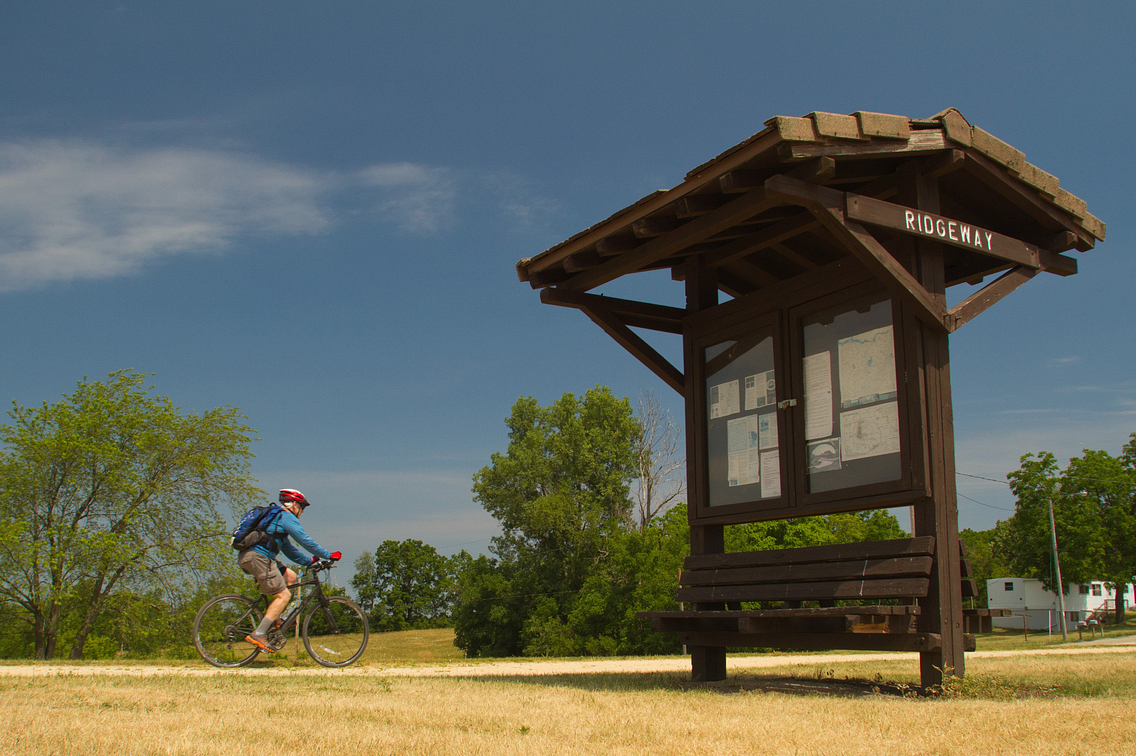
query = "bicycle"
(193, 558, 369, 668)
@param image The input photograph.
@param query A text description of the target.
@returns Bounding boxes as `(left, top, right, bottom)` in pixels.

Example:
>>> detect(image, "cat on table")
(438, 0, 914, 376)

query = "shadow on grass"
(456, 670, 922, 698)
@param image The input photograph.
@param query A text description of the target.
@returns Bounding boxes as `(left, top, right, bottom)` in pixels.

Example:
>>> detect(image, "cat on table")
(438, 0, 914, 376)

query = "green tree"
(352, 550, 377, 613)
(352, 539, 466, 631)
(543, 503, 690, 656)
(0, 371, 261, 659)
(725, 509, 907, 553)
(454, 387, 639, 657)
(959, 524, 1014, 606)
(1007, 442, 1136, 625)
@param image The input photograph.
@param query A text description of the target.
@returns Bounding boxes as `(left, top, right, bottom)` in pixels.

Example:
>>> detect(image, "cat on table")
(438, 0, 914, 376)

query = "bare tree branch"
(631, 391, 686, 532)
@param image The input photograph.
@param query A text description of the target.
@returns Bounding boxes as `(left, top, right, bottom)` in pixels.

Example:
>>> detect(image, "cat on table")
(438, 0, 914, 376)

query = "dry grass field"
(2, 642, 1134, 756)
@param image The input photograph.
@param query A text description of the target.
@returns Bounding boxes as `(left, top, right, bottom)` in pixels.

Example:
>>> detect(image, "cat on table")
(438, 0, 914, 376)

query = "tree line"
(0, 371, 259, 659)
(1, 374, 1131, 659)
(354, 387, 910, 657)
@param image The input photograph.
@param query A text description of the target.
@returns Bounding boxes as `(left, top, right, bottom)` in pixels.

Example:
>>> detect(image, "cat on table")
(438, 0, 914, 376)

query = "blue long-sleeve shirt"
(251, 509, 332, 564)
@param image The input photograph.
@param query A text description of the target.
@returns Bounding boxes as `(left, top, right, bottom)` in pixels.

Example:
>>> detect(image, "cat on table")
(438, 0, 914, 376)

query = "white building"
(987, 578, 1135, 631)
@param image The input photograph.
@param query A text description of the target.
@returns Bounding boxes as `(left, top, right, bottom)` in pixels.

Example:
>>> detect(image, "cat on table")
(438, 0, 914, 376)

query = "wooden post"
(899, 162, 967, 688)
(684, 255, 728, 683)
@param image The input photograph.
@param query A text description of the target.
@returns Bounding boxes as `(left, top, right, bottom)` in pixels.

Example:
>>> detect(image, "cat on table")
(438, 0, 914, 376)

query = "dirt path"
(1, 644, 1132, 678)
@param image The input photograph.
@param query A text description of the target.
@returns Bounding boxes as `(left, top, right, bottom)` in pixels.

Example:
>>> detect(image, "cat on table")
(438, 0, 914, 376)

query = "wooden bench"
(640, 536, 979, 653)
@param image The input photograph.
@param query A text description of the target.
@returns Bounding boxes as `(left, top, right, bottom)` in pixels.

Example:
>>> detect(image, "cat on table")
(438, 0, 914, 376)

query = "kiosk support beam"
(683, 256, 728, 683)
(898, 162, 967, 688)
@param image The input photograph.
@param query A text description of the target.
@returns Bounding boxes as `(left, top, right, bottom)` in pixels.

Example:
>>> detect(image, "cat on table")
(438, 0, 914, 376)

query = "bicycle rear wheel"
(193, 594, 263, 668)
(302, 596, 369, 668)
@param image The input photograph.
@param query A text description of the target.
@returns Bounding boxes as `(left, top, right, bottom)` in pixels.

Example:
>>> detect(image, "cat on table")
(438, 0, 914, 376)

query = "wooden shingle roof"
(517, 108, 1103, 299)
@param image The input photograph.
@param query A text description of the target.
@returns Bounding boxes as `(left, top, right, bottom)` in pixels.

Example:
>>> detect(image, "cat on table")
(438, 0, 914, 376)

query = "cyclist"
(237, 488, 341, 651)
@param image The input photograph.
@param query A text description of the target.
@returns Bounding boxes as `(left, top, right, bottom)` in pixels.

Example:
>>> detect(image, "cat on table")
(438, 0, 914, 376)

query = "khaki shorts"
(238, 550, 288, 596)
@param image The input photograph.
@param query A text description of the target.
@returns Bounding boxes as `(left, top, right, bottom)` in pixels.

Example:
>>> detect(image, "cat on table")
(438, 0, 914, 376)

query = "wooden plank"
(562, 249, 602, 273)
(638, 605, 921, 619)
(764, 173, 845, 210)
(844, 192, 1042, 270)
(678, 631, 944, 653)
(1039, 250, 1077, 276)
(704, 213, 819, 269)
(539, 288, 685, 334)
(847, 614, 919, 634)
(961, 608, 1010, 617)
(779, 129, 949, 161)
(684, 537, 935, 570)
(1044, 229, 1079, 253)
(557, 189, 777, 292)
(680, 556, 934, 587)
(719, 170, 766, 193)
(633, 215, 679, 238)
(527, 268, 571, 287)
(674, 195, 729, 218)
(948, 265, 1037, 329)
(676, 577, 931, 603)
(788, 156, 837, 183)
(595, 235, 639, 256)
(578, 303, 684, 394)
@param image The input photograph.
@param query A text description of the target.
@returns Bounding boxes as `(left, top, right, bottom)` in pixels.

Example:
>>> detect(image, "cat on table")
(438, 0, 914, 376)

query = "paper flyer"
(710, 379, 740, 419)
(804, 351, 833, 440)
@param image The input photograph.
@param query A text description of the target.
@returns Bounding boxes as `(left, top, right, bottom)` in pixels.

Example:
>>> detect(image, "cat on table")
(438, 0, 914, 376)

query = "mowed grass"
(969, 611, 1136, 652)
(2, 651, 1135, 755)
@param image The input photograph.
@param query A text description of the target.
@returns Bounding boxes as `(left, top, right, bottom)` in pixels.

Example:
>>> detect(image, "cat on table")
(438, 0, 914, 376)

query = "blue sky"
(2, 2, 1133, 566)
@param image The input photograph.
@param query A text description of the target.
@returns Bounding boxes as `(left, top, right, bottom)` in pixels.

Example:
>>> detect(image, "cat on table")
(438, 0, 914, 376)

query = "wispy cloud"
(357, 163, 458, 233)
(0, 140, 331, 291)
(0, 140, 463, 292)
(481, 171, 562, 233)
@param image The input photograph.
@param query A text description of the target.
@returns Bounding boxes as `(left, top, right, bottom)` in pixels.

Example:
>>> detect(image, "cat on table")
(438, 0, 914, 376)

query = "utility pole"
(1047, 489, 1068, 641)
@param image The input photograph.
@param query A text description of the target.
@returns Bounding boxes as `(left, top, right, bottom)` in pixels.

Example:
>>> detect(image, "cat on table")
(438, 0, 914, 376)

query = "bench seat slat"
(680, 555, 933, 587)
(676, 630, 961, 653)
(677, 577, 930, 603)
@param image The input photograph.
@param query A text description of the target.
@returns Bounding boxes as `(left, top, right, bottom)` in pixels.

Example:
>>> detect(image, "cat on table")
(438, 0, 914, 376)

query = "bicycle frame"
(262, 564, 340, 649)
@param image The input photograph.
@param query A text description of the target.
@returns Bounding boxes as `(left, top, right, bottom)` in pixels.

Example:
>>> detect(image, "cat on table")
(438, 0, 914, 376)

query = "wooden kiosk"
(516, 109, 1104, 687)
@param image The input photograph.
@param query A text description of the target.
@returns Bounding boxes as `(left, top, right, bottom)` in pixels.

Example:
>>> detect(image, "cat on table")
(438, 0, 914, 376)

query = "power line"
(956, 492, 1014, 513)
(957, 471, 1011, 486)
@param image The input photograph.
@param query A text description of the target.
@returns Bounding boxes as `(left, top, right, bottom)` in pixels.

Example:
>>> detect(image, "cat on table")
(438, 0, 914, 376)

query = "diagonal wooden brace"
(578, 301, 685, 394)
(765, 175, 954, 333)
(948, 265, 1038, 329)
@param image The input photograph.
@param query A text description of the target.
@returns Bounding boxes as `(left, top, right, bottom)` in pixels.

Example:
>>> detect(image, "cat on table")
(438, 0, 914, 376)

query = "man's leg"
(238, 552, 291, 651)
(262, 588, 291, 624)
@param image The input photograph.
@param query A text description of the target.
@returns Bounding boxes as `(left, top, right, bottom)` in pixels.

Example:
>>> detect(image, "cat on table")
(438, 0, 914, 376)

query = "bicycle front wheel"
(193, 594, 263, 668)
(302, 596, 369, 667)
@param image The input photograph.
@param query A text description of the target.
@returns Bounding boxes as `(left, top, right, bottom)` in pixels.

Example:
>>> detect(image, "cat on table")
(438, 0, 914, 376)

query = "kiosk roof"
(517, 108, 1103, 299)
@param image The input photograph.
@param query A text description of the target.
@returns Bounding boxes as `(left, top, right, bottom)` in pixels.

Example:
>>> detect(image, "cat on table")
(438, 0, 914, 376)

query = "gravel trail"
(1, 643, 1132, 678)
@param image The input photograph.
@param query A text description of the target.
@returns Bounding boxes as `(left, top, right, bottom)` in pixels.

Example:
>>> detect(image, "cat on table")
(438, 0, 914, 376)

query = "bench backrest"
(678, 537, 937, 604)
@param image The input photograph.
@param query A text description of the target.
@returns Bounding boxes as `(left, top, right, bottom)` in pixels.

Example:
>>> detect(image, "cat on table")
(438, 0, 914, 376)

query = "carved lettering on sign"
(904, 210, 993, 251)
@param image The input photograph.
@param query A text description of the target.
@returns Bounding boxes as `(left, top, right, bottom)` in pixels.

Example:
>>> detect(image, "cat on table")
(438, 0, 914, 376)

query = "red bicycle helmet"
(279, 489, 310, 509)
